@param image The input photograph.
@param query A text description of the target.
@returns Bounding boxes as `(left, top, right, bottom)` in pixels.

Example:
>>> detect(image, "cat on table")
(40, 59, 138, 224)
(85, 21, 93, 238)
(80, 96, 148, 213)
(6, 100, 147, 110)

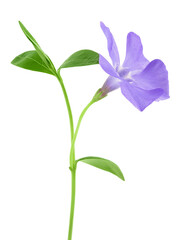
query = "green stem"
(70, 100, 95, 169)
(56, 72, 75, 160)
(56, 71, 96, 240)
(56, 72, 76, 240)
(68, 167, 76, 240)
(68, 99, 95, 240)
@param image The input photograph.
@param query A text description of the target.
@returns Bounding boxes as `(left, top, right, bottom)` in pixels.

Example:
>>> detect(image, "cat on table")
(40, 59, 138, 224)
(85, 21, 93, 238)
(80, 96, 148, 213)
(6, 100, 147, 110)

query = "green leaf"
(58, 49, 99, 70)
(18, 21, 56, 74)
(76, 156, 125, 181)
(11, 50, 54, 75)
(19, 21, 40, 48)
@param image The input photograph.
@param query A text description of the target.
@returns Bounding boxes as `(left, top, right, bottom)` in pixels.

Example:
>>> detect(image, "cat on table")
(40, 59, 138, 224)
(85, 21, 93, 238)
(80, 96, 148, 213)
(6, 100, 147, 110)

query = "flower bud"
(92, 88, 107, 102)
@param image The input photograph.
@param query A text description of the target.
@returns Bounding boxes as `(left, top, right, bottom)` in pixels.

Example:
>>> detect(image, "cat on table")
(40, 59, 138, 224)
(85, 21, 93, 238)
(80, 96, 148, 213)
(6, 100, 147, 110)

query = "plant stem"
(68, 167, 76, 240)
(68, 99, 95, 240)
(56, 71, 95, 240)
(56, 72, 76, 240)
(69, 100, 94, 169)
(56, 72, 75, 160)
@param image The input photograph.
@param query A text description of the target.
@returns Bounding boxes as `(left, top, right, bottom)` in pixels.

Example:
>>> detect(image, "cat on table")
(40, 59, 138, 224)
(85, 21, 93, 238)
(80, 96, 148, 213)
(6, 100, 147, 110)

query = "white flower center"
(118, 67, 132, 81)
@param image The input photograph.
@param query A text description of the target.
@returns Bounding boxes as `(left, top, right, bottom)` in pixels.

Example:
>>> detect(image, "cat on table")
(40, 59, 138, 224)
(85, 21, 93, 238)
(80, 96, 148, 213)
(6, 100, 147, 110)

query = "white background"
(0, 0, 183, 239)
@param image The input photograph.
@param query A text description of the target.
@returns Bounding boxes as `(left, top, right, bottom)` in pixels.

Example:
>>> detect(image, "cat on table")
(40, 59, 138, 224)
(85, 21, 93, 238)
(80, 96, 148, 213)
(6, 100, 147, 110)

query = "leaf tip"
(11, 57, 16, 65)
(119, 172, 125, 181)
(18, 21, 22, 27)
(121, 175, 125, 181)
(18, 21, 26, 33)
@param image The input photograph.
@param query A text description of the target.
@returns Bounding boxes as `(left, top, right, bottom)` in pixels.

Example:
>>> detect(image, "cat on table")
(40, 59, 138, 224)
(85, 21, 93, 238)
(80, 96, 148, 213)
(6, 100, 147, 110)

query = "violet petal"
(120, 81, 164, 111)
(99, 54, 119, 78)
(102, 75, 120, 94)
(132, 59, 169, 100)
(100, 22, 120, 69)
(123, 32, 149, 71)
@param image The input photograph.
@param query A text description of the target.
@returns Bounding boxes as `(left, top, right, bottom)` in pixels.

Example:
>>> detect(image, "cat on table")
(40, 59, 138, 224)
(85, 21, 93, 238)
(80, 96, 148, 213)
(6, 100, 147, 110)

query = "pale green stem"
(56, 72, 75, 161)
(56, 72, 76, 240)
(68, 99, 95, 240)
(69, 99, 95, 169)
(67, 167, 76, 240)
(56, 70, 96, 240)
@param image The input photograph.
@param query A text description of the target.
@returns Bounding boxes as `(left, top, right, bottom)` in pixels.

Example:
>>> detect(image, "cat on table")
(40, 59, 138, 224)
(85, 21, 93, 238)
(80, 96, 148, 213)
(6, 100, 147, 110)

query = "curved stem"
(56, 72, 75, 161)
(56, 71, 76, 240)
(70, 99, 94, 169)
(68, 99, 95, 240)
(56, 71, 96, 240)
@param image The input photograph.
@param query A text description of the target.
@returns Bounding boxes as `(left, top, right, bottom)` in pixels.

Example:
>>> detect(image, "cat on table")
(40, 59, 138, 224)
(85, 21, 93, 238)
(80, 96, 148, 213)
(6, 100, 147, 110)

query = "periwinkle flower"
(99, 22, 169, 111)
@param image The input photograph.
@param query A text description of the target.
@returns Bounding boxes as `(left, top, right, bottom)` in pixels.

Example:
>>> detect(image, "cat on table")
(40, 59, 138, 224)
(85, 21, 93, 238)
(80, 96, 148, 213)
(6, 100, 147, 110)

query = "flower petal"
(132, 59, 169, 100)
(122, 32, 149, 71)
(100, 22, 120, 68)
(120, 81, 164, 111)
(99, 54, 119, 78)
(101, 76, 120, 95)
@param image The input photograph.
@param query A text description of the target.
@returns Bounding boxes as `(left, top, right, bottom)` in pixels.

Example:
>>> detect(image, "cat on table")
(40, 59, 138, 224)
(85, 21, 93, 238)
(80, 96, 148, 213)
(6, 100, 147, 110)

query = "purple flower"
(99, 22, 169, 111)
